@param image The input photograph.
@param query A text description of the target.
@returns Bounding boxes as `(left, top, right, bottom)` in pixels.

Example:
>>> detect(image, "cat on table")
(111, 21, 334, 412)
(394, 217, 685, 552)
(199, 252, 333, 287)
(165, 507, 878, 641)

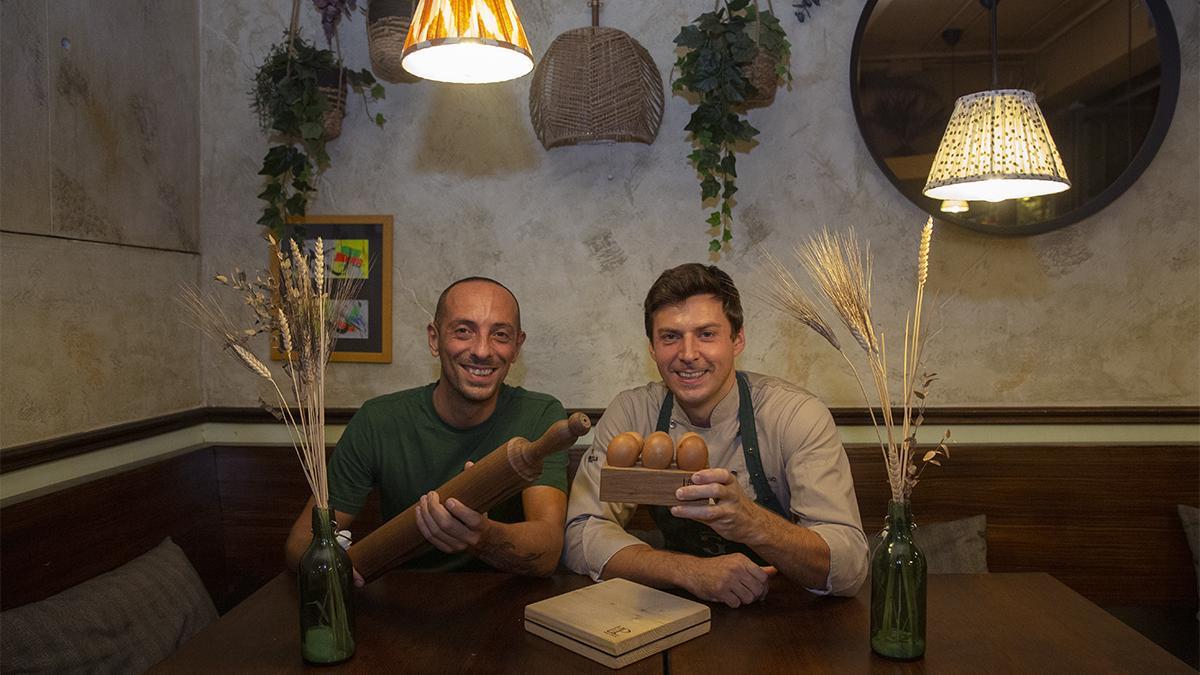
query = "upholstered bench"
(1, 537, 216, 673)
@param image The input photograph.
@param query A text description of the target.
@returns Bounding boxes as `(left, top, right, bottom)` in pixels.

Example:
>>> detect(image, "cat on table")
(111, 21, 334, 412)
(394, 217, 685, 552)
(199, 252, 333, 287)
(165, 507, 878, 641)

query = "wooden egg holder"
(599, 464, 696, 507)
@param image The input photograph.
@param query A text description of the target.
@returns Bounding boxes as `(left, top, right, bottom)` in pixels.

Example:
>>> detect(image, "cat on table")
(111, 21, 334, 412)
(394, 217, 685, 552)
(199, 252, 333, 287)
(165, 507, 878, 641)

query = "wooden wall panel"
(212, 445, 381, 608)
(847, 444, 1199, 606)
(3, 441, 1194, 614)
(0, 449, 225, 611)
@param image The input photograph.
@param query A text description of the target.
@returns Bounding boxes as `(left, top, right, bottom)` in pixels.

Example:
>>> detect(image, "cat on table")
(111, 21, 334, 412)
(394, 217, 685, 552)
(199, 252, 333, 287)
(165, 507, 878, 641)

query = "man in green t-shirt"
(284, 277, 569, 577)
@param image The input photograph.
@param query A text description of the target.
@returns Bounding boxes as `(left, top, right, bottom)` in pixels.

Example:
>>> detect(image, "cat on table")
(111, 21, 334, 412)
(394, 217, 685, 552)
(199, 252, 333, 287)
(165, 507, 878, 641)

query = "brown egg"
(606, 432, 641, 467)
(675, 433, 709, 471)
(641, 431, 674, 470)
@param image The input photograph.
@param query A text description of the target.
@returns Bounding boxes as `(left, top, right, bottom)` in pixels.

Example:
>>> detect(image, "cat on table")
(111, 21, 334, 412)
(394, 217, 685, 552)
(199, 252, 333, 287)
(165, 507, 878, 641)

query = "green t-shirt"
(328, 382, 569, 571)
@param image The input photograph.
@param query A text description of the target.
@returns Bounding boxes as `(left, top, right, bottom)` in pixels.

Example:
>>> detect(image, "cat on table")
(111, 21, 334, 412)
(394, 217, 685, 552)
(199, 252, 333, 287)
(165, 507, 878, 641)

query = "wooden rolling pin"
(348, 412, 592, 582)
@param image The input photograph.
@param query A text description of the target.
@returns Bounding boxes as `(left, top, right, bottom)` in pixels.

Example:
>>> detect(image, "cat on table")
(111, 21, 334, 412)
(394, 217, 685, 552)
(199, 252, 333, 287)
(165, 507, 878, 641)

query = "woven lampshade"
(923, 89, 1070, 202)
(368, 0, 418, 83)
(529, 24, 663, 149)
(401, 0, 533, 84)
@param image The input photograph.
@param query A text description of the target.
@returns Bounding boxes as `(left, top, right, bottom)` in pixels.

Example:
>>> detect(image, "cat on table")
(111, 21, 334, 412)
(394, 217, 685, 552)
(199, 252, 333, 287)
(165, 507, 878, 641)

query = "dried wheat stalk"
(756, 251, 841, 351)
(179, 234, 366, 508)
(759, 218, 949, 502)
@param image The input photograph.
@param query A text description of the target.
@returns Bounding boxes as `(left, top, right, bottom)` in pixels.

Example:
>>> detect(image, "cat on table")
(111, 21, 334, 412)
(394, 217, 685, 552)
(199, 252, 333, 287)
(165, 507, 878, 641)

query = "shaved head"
(433, 277, 521, 331)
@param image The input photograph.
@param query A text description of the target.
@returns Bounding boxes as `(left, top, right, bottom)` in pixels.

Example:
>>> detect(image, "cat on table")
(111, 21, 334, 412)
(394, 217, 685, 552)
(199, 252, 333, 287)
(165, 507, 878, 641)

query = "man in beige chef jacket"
(563, 263, 868, 607)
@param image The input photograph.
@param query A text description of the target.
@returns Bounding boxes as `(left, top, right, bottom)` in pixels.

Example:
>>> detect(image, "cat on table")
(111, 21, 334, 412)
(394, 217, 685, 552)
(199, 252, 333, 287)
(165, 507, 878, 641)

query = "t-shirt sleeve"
(529, 398, 569, 494)
(327, 407, 378, 516)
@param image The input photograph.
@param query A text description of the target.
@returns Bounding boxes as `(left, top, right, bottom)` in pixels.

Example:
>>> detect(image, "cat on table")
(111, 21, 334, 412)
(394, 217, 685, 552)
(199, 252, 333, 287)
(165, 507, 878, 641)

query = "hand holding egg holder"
(598, 431, 711, 507)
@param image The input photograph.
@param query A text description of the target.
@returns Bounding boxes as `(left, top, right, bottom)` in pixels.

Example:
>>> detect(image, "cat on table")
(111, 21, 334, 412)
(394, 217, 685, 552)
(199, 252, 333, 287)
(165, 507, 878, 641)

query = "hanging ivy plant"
(251, 32, 386, 235)
(673, 0, 790, 257)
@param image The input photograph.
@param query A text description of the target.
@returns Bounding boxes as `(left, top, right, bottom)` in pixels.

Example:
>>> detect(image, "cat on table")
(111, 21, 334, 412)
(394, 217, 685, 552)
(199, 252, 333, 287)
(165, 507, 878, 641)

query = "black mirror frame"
(849, 0, 1182, 236)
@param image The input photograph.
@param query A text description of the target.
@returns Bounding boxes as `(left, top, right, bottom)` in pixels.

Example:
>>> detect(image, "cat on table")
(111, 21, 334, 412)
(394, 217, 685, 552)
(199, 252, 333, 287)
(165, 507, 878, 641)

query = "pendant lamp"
(936, 29, 969, 215)
(923, 0, 1069, 203)
(529, 0, 664, 149)
(402, 0, 534, 84)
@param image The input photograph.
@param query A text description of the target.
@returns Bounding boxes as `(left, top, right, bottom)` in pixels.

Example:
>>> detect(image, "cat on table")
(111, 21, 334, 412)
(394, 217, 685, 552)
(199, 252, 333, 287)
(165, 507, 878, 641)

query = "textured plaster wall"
(195, 0, 1194, 414)
(0, 0, 201, 446)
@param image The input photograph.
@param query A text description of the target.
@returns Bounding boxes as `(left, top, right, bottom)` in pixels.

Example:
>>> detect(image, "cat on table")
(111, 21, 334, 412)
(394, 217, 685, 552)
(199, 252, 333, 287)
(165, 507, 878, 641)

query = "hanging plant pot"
(740, 0, 789, 109)
(316, 67, 348, 140)
(367, 0, 417, 83)
(741, 49, 780, 108)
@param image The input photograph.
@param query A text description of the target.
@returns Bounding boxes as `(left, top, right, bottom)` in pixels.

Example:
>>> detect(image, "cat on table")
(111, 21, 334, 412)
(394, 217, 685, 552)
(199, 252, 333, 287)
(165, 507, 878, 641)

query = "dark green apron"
(649, 372, 787, 564)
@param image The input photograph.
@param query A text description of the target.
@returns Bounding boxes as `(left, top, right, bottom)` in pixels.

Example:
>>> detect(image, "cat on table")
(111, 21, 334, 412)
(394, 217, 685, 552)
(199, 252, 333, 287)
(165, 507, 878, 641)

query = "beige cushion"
(913, 514, 989, 574)
(0, 537, 217, 674)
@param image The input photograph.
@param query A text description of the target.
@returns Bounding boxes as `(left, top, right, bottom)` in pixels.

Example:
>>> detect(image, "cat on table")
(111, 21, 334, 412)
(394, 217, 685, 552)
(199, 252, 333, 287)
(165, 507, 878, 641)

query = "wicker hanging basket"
(367, 0, 417, 83)
(529, 5, 664, 149)
(316, 68, 347, 140)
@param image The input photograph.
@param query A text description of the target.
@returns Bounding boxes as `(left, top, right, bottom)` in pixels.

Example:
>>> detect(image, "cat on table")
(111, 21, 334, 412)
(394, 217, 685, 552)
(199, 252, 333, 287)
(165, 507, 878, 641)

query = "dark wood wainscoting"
(212, 445, 382, 607)
(0, 449, 226, 611)
(0, 445, 385, 614)
(845, 444, 1199, 607)
(569, 442, 1199, 607)
(2, 441, 1196, 616)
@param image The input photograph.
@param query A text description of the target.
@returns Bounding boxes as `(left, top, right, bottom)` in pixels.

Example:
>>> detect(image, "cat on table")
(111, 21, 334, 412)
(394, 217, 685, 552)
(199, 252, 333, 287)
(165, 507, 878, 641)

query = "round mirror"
(850, 0, 1181, 235)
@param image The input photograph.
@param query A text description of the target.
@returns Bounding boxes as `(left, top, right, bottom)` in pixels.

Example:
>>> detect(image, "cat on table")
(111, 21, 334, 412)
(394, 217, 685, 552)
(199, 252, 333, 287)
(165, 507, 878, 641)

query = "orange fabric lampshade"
(402, 0, 534, 84)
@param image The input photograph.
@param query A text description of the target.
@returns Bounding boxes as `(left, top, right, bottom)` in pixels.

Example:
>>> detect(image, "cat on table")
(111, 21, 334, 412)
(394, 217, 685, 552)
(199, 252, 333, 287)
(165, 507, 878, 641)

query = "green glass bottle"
(870, 499, 927, 659)
(299, 506, 356, 664)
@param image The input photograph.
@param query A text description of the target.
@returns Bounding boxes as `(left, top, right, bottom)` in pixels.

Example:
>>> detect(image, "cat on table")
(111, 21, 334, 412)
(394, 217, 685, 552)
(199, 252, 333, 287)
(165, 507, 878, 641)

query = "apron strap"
(734, 372, 786, 517)
(655, 387, 674, 433)
(649, 372, 788, 562)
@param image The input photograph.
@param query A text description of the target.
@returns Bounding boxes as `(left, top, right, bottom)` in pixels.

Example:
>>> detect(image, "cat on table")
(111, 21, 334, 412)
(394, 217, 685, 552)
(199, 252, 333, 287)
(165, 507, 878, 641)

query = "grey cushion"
(913, 514, 989, 574)
(1179, 504, 1199, 617)
(0, 537, 217, 674)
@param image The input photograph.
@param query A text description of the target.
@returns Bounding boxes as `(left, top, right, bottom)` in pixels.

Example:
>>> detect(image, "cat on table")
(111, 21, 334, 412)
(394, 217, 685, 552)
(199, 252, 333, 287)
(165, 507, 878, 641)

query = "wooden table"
(155, 572, 1192, 674)
(155, 571, 637, 674)
(670, 573, 1194, 674)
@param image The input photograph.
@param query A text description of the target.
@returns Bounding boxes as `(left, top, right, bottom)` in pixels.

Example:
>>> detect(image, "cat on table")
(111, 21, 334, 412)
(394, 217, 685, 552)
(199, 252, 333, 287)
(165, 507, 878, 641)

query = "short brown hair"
(643, 264, 743, 339)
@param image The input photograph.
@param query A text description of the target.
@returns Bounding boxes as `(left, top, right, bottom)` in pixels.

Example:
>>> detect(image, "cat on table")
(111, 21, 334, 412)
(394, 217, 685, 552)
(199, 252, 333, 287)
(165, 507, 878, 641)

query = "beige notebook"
(524, 578, 711, 669)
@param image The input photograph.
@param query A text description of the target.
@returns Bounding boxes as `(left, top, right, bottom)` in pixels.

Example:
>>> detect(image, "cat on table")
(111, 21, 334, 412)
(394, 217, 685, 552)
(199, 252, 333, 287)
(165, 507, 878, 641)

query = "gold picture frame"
(271, 215, 393, 363)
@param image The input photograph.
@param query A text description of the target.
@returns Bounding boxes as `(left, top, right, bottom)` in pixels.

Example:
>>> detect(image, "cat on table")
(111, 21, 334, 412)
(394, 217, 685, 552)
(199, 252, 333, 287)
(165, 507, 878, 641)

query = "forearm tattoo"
(473, 537, 544, 575)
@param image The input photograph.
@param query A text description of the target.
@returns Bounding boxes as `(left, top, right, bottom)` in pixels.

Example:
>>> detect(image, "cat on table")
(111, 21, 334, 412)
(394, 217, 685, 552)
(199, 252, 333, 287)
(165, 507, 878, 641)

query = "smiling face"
(427, 280, 525, 425)
(648, 293, 745, 427)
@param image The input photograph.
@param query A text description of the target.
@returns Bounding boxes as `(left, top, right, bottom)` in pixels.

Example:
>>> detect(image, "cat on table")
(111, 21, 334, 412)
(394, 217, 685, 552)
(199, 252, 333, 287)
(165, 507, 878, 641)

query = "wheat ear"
(798, 230, 878, 354)
(756, 249, 842, 350)
(228, 344, 268, 379)
(314, 237, 324, 294)
(900, 217, 934, 498)
(277, 307, 294, 355)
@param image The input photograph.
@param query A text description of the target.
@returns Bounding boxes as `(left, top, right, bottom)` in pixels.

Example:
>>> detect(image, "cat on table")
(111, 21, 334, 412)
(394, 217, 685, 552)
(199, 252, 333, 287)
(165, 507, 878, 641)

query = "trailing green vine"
(251, 33, 386, 235)
(673, 0, 790, 257)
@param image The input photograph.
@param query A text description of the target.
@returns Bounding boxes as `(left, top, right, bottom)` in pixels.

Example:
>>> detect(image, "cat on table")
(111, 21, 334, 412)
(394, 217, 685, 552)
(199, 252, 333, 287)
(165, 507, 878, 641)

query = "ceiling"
(861, 0, 1116, 60)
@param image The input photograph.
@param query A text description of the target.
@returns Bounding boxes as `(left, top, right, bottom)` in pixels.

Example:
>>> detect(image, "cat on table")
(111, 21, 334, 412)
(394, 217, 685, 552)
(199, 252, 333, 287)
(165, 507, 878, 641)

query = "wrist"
(468, 517, 498, 554)
(736, 503, 773, 548)
(668, 553, 702, 593)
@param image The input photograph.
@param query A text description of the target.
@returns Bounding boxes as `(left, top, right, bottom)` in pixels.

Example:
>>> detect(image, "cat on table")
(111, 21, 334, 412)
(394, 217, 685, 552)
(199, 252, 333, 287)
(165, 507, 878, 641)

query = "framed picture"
(272, 215, 393, 363)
